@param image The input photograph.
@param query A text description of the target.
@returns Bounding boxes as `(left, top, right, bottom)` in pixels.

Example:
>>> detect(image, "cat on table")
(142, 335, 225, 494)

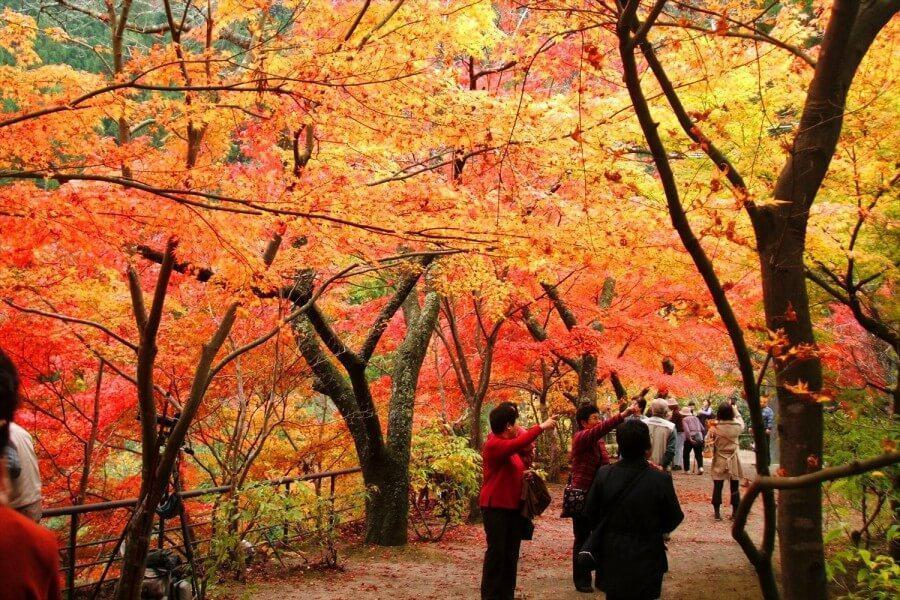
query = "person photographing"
(479, 402, 556, 600)
(567, 402, 640, 593)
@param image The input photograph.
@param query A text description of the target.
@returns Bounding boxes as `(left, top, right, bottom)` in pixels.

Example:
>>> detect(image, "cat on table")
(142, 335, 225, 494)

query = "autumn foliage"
(0, 0, 897, 598)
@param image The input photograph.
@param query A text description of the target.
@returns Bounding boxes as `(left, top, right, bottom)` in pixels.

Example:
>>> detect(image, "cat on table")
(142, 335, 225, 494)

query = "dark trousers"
(481, 507, 523, 600)
(683, 441, 703, 472)
(712, 479, 740, 510)
(572, 514, 596, 589)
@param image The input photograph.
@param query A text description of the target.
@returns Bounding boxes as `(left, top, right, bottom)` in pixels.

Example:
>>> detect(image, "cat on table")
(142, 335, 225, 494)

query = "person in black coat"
(580, 419, 684, 600)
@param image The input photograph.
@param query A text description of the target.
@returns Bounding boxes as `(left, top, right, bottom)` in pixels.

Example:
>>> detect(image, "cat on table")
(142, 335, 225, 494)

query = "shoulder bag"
(560, 474, 588, 519)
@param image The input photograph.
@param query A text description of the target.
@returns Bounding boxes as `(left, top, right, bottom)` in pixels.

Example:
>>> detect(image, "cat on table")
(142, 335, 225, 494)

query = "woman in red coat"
(479, 402, 556, 600)
(569, 402, 638, 592)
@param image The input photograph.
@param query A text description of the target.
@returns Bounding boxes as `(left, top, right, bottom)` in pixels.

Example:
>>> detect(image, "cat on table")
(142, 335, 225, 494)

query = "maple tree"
(547, 1, 898, 598)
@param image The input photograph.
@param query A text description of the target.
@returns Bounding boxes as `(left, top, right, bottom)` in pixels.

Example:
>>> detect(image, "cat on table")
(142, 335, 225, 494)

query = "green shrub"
(408, 426, 480, 540)
(827, 545, 900, 600)
(207, 481, 349, 579)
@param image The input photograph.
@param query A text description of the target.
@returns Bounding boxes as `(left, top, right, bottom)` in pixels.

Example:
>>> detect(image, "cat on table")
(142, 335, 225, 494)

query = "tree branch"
(628, 0, 668, 49)
(135, 245, 215, 282)
(358, 256, 435, 362)
(3, 299, 138, 351)
(306, 303, 365, 372)
(134, 237, 177, 489)
(540, 282, 579, 330)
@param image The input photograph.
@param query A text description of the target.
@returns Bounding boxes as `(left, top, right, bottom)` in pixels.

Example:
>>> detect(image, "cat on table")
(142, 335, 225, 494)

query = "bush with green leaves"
(826, 544, 900, 600)
(408, 426, 480, 540)
(822, 402, 899, 598)
(823, 407, 898, 545)
(206, 481, 351, 580)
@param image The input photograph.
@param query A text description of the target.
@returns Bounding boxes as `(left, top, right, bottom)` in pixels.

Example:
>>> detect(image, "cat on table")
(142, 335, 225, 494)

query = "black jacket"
(582, 459, 684, 599)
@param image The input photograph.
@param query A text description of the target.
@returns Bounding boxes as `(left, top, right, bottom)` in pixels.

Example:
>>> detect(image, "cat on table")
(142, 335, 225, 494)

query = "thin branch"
(628, 0, 669, 49)
(3, 299, 138, 351)
(341, 0, 372, 46)
(654, 20, 816, 67)
(357, 0, 406, 50)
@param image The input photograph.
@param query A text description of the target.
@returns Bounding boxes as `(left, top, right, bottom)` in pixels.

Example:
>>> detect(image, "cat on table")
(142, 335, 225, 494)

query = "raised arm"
(484, 420, 555, 462)
(574, 411, 626, 452)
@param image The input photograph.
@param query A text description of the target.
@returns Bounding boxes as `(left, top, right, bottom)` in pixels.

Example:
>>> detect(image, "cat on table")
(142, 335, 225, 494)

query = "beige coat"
(643, 416, 675, 467)
(710, 412, 744, 481)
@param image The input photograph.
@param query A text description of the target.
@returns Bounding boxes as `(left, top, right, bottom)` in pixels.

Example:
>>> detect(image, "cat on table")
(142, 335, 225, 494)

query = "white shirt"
(8, 422, 42, 508)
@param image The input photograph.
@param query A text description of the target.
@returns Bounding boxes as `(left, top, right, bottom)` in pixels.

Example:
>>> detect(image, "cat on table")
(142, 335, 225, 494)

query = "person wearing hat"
(662, 390, 685, 471)
(642, 398, 675, 470)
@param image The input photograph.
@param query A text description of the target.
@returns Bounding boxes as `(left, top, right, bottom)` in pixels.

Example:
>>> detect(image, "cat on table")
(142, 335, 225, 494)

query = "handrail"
(47, 467, 364, 599)
(43, 467, 363, 517)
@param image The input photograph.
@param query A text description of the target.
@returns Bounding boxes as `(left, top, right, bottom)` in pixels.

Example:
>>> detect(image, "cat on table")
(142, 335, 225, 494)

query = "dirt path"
(225, 455, 770, 599)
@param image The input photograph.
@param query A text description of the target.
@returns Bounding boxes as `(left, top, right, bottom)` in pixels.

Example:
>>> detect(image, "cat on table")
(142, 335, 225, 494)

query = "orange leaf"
(784, 302, 798, 322)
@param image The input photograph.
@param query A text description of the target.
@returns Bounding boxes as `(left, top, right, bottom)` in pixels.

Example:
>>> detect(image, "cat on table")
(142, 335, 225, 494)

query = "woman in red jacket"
(479, 402, 556, 600)
(569, 402, 638, 592)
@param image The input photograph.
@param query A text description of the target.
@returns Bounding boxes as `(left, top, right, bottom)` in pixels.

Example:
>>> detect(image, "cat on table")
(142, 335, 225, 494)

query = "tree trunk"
(363, 454, 410, 546)
(115, 480, 168, 600)
(755, 221, 825, 599)
(466, 394, 485, 523)
(749, 3, 899, 595)
(577, 353, 598, 404)
(470, 395, 485, 450)
(537, 389, 562, 481)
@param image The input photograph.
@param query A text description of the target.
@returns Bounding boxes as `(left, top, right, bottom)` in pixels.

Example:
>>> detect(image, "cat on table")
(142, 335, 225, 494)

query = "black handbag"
(520, 516, 535, 541)
(560, 477, 588, 518)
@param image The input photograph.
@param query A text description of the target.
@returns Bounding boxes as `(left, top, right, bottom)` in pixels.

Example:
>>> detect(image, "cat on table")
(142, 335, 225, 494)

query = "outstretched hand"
(540, 417, 557, 431)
